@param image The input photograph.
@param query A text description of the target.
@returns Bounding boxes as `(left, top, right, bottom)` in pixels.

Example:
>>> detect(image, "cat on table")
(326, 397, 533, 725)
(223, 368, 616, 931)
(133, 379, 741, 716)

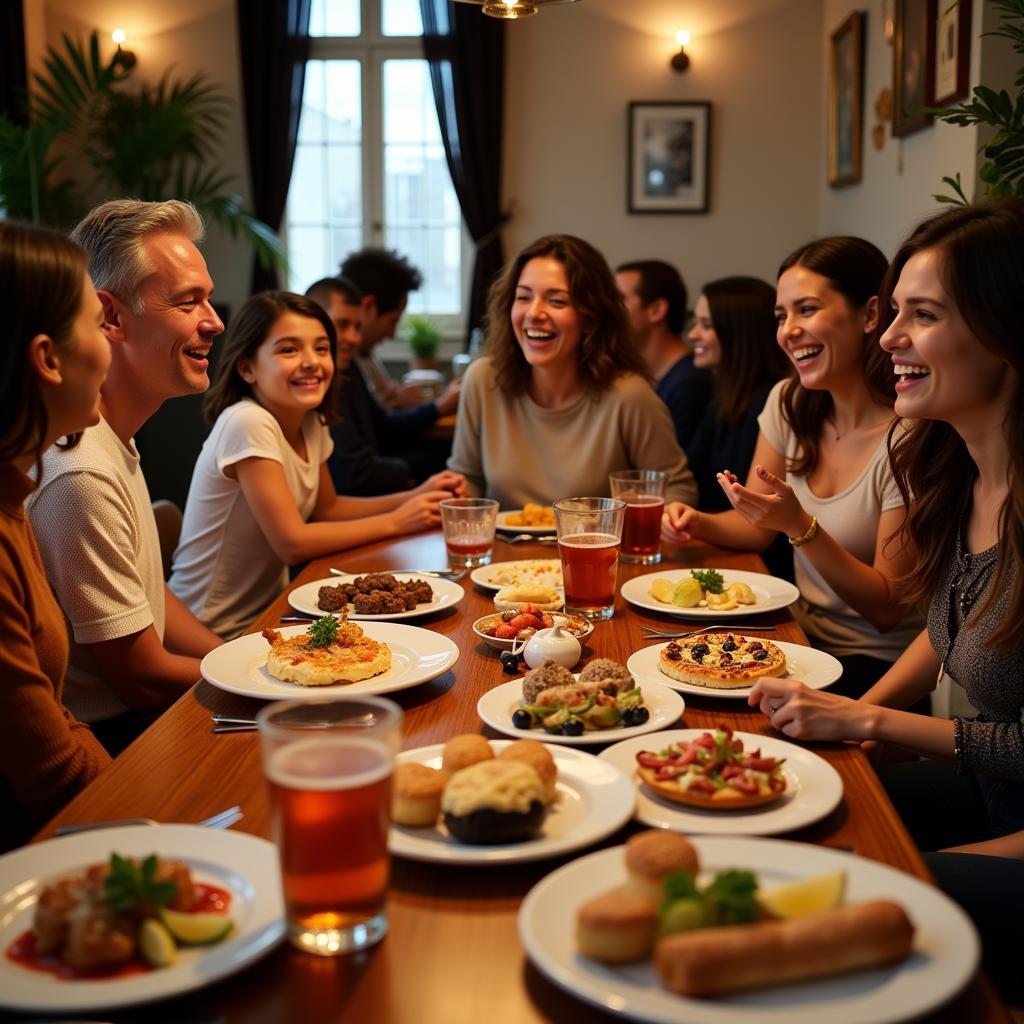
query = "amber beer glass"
(257, 696, 402, 955)
(609, 470, 667, 564)
(553, 497, 625, 620)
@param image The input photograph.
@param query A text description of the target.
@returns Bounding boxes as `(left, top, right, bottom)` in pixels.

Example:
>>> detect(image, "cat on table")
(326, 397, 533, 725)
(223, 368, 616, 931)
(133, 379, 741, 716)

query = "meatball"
(522, 658, 575, 703)
(317, 585, 348, 612)
(578, 657, 634, 693)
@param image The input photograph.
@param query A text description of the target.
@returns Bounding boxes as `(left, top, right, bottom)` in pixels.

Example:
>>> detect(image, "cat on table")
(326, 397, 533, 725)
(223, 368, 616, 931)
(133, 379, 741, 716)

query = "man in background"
(306, 275, 458, 496)
(28, 199, 223, 755)
(615, 259, 712, 450)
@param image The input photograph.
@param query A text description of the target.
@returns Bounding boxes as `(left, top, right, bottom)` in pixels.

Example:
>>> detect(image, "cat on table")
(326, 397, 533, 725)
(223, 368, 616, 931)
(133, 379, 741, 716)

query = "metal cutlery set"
(55, 805, 243, 836)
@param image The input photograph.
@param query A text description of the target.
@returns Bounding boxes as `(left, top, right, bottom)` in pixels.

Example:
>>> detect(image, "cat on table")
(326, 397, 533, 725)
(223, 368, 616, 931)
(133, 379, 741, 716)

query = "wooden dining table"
(25, 532, 1010, 1024)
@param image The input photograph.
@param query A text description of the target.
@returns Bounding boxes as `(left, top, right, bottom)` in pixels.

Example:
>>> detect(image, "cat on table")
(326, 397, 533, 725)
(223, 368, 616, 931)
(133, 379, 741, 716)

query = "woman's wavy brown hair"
(702, 276, 790, 423)
(1, 221, 89, 472)
(776, 236, 894, 476)
(882, 199, 1024, 650)
(483, 234, 648, 398)
(203, 291, 340, 426)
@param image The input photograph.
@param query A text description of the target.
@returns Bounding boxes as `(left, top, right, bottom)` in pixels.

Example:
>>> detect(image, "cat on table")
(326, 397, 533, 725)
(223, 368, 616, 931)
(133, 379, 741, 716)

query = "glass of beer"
(257, 696, 403, 956)
(609, 469, 667, 564)
(440, 497, 499, 568)
(553, 496, 625, 620)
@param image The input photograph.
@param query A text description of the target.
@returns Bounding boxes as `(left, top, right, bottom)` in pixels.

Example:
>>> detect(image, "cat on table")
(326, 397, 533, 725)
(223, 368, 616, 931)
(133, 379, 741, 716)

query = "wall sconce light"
(111, 29, 137, 72)
(671, 30, 691, 73)
(453, 0, 579, 19)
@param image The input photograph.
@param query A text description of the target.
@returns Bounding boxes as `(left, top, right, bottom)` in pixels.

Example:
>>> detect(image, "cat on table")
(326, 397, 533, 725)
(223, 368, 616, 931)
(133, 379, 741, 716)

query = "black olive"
(562, 717, 585, 736)
(749, 642, 763, 651)
(512, 709, 533, 729)
(628, 706, 650, 726)
(692, 643, 710, 658)
(752, 649, 767, 661)
(665, 649, 682, 661)
(722, 639, 737, 652)
(500, 651, 520, 674)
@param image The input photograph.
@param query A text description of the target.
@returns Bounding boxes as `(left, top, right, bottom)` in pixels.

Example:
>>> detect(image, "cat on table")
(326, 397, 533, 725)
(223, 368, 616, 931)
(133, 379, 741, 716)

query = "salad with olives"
(512, 686, 650, 737)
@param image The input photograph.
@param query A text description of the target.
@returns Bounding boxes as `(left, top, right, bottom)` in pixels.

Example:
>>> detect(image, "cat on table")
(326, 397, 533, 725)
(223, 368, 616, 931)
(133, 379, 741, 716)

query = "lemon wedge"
(139, 918, 176, 967)
(650, 579, 676, 604)
(757, 869, 847, 919)
(160, 907, 234, 945)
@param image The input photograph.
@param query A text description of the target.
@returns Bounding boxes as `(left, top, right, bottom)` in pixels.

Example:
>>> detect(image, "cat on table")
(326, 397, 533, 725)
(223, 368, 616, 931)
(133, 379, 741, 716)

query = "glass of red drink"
(609, 470, 667, 564)
(257, 696, 403, 955)
(553, 496, 625, 620)
(440, 497, 499, 568)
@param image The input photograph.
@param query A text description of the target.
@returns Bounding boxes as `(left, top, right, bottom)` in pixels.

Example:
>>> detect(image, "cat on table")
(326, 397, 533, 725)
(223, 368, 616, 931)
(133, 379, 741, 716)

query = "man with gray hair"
(28, 199, 224, 754)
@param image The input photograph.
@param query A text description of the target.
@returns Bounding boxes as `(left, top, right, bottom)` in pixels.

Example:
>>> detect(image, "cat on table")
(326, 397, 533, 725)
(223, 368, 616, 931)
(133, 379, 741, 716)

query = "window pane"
(309, 0, 360, 36)
(287, 225, 331, 293)
(382, 59, 461, 317)
(383, 0, 423, 36)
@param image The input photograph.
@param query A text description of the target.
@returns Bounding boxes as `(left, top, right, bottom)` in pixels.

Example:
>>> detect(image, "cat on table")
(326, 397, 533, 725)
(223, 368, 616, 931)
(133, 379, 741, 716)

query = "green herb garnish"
(307, 614, 340, 649)
(691, 568, 725, 594)
(104, 853, 178, 913)
(659, 867, 760, 933)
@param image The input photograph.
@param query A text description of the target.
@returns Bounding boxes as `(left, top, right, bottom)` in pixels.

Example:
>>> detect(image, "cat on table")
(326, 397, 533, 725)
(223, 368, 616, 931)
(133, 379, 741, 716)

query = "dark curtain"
(2, 0, 28, 125)
(236, 0, 312, 293)
(419, 1, 505, 338)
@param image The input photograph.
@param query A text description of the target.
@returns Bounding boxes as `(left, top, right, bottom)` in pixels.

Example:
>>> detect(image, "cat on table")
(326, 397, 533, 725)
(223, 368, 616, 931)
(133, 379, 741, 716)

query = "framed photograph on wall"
(929, 0, 972, 106)
(893, 0, 934, 136)
(628, 101, 711, 214)
(829, 11, 865, 187)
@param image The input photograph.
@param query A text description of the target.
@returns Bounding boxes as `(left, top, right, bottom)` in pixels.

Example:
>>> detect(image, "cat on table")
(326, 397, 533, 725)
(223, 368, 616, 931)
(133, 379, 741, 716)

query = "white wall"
(502, 0, 824, 292)
(818, 0, 992, 257)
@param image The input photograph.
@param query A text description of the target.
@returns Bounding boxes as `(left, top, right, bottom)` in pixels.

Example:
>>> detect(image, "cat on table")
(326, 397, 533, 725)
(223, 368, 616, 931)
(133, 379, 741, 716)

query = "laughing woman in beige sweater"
(447, 234, 696, 509)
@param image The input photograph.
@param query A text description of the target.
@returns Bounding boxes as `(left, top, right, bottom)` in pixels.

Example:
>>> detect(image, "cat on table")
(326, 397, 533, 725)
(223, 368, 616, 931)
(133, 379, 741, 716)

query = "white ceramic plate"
(389, 741, 633, 864)
(626, 638, 842, 701)
(0, 824, 285, 1013)
(287, 573, 465, 620)
(519, 837, 979, 1024)
(471, 559, 563, 591)
(496, 510, 556, 535)
(598, 729, 843, 836)
(621, 568, 800, 618)
(477, 678, 685, 747)
(200, 622, 459, 700)
(472, 612, 594, 652)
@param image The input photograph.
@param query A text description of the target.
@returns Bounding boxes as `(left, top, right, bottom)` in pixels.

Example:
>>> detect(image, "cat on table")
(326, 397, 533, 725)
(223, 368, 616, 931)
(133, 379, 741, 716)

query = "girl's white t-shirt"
(757, 380, 923, 662)
(169, 399, 334, 639)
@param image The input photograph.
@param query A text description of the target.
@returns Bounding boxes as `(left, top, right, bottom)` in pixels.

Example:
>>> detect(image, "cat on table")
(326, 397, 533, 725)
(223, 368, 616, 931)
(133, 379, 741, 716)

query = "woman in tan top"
(447, 234, 696, 509)
(0, 222, 112, 849)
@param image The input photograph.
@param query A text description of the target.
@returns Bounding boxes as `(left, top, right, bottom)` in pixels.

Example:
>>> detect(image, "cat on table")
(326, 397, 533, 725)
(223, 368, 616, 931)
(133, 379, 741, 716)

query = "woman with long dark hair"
(0, 221, 111, 848)
(747, 199, 1024, 1002)
(664, 237, 922, 696)
(447, 234, 696, 507)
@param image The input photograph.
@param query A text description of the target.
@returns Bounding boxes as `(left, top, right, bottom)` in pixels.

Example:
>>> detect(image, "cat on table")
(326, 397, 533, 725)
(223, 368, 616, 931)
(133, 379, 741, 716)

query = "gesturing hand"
(748, 677, 871, 742)
(717, 466, 810, 538)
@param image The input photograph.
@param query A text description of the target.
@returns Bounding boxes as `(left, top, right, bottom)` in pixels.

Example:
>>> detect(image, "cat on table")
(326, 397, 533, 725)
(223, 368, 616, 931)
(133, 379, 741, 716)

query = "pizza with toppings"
(635, 728, 788, 808)
(658, 633, 787, 690)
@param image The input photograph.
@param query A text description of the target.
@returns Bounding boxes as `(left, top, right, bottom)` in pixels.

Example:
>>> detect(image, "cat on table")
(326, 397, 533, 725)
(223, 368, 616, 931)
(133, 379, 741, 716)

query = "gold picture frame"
(829, 11, 865, 187)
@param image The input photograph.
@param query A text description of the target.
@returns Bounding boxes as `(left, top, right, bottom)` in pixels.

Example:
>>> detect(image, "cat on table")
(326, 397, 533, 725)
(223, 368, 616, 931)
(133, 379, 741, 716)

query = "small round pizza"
(635, 728, 787, 809)
(658, 633, 787, 690)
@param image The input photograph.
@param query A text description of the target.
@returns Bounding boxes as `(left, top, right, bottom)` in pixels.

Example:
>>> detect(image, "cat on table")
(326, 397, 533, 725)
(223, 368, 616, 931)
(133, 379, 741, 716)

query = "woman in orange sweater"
(0, 221, 112, 849)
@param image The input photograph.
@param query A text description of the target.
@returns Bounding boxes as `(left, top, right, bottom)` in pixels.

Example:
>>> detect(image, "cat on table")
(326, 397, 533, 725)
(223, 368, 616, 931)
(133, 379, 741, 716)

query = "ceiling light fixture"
(671, 30, 691, 73)
(453, 0, 579, 19)
(110, 28, 137, 72)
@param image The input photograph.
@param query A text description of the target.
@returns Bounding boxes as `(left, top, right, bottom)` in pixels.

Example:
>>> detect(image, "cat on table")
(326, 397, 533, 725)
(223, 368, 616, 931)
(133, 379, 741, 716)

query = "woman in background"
(0, 221, 111, 849)
(664, 237, 922, 697)
(447, 234, 696, 508)
(747, 199, 1024, 1002)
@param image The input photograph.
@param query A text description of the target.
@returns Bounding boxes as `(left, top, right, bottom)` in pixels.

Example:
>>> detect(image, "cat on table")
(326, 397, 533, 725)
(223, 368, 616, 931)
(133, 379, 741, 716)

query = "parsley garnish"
(658, 867, 760, 929)
(691, 568, 725, 594)
(104, 853, 178, 913)
(307, 614, 340, 649)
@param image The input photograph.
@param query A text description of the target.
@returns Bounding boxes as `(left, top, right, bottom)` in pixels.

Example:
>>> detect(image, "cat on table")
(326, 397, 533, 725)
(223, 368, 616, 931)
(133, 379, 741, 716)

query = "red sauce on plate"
(5, 882, 233, 980)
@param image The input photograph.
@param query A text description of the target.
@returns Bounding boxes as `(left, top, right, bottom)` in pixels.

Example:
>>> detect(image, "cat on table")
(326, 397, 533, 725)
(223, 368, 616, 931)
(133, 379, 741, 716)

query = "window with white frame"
(285, 0, 466, 325)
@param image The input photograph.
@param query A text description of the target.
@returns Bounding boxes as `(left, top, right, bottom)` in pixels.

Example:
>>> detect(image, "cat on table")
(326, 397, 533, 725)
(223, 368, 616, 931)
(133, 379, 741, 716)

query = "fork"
(502, 533, 557, 544)
(54, 805, 244, 836)
(639, 624, 778, 640)
(330, 566, 466, 581)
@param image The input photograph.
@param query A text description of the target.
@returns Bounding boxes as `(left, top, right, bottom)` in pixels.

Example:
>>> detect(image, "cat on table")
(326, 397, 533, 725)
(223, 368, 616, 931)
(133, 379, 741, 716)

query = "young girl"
(169, 291, 465, 639)
(747, 199, 1024, 1000)
(663, 237, 922, 698)
(0, 221, 111, 848)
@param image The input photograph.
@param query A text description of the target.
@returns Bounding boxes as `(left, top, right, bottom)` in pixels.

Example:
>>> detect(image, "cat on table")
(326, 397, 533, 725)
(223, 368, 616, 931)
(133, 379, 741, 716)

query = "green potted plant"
(403, 313, 443, 370)
(933, 0, 1024, 204)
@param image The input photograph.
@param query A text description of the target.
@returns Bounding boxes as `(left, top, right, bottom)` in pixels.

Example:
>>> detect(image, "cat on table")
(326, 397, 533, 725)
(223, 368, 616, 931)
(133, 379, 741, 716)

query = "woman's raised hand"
(661, 501, 704, 544)
(717, 466, 810, 537)
(748, 677, 871, 742)
(416, 470, 467, 498)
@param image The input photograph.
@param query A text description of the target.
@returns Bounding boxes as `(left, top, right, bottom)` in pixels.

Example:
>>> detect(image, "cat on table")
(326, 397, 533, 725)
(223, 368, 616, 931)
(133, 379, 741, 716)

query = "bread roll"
(497, 740, 557, 803)
(655, 899, 914, 997)
(624, 830, 699, 903)
(442, 734, 493, 775)
(576, 887, 658, 963)
(391, 763, 448, 827)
